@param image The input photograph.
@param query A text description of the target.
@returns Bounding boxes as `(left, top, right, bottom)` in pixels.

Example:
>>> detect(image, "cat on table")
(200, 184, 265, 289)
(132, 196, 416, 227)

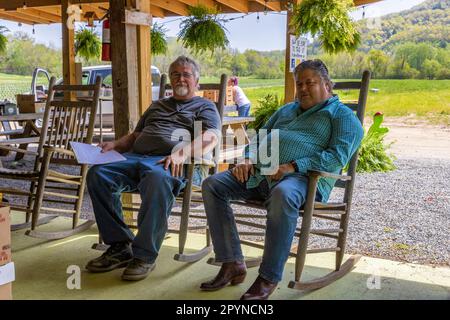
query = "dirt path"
(377, 118, 450, 160)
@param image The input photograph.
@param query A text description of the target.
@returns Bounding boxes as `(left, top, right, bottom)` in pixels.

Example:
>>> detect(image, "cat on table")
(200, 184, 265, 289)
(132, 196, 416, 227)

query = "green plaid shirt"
(245, 95, 363, 202)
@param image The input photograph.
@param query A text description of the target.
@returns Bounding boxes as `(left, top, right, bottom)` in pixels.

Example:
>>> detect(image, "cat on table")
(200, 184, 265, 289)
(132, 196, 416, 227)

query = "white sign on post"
(289, 35, 308, 72)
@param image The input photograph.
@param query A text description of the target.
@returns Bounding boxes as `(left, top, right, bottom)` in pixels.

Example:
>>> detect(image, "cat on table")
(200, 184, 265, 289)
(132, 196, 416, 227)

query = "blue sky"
(0, 0, 426, 52)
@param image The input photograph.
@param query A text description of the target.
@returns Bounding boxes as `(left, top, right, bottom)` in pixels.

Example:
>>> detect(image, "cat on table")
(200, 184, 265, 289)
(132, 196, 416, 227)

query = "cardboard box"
(203, 87, 234, 105)
(16, 94, 46, 113)
(203, 90, 219, 102)
(226, 86, 234, 106)
(0, 205, 13, 300)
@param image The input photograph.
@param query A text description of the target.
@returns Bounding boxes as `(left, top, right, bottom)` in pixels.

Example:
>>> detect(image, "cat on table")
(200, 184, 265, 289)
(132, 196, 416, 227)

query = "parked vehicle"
(31, 65, 162, 127)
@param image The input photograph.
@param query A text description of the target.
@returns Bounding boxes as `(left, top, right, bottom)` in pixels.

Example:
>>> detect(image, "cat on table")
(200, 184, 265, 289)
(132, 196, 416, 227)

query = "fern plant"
(178, 5, 229, 54)
(290, 0, 360, 54)
(75, 27, 101, 61)
(356, 112, 396, 173)
(151, 23, 168, 55)
(248, 94, 283, 131)
(0, 26, 9, 55)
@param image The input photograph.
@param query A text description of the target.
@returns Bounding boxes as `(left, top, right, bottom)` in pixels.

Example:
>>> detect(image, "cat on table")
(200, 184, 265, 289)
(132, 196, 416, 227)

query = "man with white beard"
(85, 56, 221, 281)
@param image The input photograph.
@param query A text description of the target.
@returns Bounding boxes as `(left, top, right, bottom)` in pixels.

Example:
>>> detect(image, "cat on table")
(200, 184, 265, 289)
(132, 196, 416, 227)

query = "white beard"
(174, 85, 189, 97)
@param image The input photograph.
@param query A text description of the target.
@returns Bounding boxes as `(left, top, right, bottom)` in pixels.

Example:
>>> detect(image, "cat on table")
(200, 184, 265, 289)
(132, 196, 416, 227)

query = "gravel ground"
(1, 153, 449, 267)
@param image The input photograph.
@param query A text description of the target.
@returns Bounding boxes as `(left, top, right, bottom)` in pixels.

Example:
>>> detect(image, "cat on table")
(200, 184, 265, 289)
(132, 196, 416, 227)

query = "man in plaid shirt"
(200, 59, 364, 300)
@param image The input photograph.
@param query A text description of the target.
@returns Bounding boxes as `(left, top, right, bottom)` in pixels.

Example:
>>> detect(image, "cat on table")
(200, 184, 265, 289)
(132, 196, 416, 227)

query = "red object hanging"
(101, 19, 111, 61)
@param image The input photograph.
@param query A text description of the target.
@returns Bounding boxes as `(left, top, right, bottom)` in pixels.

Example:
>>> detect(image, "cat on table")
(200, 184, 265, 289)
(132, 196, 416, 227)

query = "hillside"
(358, 0, 450, 52)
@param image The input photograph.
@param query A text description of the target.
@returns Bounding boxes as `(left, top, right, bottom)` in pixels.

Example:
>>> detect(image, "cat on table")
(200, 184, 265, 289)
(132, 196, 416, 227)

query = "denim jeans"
(202, 170, 321, 283)
(86, 153, 187, 264)
(237, 103, 251, 117)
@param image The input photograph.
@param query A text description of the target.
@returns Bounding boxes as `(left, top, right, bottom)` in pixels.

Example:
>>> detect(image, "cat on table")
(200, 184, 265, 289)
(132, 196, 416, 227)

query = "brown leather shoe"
(200, 261, 247, 291)
(240, 276, 278, 300)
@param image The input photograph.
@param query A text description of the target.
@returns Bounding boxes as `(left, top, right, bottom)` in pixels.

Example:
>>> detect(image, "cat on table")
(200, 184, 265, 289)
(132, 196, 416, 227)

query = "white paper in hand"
(70, 142, 126, 165)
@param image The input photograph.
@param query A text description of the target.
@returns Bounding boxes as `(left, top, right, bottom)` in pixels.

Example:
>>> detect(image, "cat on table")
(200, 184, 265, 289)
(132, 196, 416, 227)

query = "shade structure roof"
(0, 0, 382, 25)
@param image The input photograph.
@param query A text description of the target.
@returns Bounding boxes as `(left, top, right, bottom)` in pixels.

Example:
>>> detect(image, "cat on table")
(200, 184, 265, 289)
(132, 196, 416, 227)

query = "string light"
(362, 5, 366, 19)
(22, 2, 27, 9)
(32, 24, 35, 34)
(256, 12, 260, 23)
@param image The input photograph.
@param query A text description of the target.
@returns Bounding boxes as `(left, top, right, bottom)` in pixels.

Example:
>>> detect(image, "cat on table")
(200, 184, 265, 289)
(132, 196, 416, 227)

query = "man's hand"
(99, 141, 116, 153)
(232, 159, 254, 183)
(268, 163, 295, 181)
(157, 149, 188, 177)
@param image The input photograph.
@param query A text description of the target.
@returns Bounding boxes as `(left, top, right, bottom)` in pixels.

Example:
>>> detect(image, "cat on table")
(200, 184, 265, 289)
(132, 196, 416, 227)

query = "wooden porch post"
(137, 0, 152, 115)
(61, 0, 76, 97)
(283, 0, 300, 104)
(110, 0, 140, 139)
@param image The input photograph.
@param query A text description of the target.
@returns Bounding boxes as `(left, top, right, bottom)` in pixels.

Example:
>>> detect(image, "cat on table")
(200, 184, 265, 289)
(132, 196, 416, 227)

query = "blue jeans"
(237, 103, 251, 117)
(86, 153, 186, 264)
(202, 170, 321, 283)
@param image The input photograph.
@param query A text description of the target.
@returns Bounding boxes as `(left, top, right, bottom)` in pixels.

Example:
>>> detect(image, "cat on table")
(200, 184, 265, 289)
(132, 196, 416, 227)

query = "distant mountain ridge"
(357, 0, 449, 52)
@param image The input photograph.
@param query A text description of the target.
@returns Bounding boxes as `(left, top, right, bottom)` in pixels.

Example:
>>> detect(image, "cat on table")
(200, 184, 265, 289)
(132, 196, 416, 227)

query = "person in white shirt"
(229, 76, 251, 117)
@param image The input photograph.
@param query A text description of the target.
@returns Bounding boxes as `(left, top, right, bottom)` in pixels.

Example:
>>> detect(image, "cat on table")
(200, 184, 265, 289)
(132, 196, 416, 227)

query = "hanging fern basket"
(290, 0, 361, 54)
(177, 5, 229, 54)
(151, 23, 168, 55)
(75, 27, 101, 61)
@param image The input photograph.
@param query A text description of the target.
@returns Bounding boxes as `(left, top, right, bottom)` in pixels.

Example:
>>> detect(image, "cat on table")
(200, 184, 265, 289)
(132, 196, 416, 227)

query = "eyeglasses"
(170, 72, 194, 80)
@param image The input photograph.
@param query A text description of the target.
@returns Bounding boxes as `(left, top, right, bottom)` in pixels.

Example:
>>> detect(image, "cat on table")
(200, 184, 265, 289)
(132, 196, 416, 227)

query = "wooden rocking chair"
(208, 70, 372, 290)
(93, 74, 228, 263)
(0, 75, 102, 239)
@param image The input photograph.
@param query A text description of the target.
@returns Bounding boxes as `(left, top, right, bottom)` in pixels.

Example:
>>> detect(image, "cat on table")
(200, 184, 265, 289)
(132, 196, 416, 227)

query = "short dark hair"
(294, 59, 333, 90)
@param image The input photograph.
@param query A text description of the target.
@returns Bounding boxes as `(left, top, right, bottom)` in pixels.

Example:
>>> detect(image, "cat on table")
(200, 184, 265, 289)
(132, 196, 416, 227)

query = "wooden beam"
(0, 0, 60, 11)
(0, 0, 109, 11)
(80, 4, 107, 20)
(16, 8, 59, 23)
(251, 0, 281, 12)
(137, 0, 152, 115)
(0, 11, 40, 25)
(284, 0, 299, 104)
(177, 0, 218, 10)
(151, 0, 189, 16)
(34, 6, 61, 16)
(110, 0, 140, 138)
(150, 5, 165, 18)
(62, 0, 77, 97)
(215, 0, 249, 13)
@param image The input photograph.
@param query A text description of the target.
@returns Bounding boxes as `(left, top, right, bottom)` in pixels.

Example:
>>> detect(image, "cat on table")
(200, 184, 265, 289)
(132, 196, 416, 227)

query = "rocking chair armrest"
(0, 144, 38, 155)
(306, 170, 352, 181)
(43, 146, 75, 157)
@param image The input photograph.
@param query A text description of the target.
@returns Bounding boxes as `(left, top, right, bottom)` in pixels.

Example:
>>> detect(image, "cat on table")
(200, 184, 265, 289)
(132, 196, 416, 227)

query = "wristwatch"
(290, 160, 299, 173)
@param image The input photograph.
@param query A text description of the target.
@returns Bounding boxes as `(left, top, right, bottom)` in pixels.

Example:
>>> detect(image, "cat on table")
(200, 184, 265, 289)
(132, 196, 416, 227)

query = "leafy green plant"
(151, 23, 168, 55)
(0, 26, 9, 55)
(290, 0, 360, 54)
(178, 5, 229, 54)
(75, 27, 101, 61)
(248, 94, 283, 131)
(356, 112, 396, 173)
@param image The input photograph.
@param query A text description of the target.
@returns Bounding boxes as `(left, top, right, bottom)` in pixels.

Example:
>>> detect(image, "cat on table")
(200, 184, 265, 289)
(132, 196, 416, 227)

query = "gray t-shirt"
(132, 96, 220, 155)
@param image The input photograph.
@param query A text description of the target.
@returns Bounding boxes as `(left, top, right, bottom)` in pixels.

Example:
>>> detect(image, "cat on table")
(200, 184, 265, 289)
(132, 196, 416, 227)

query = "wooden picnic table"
(222, 116, 255, 145)
(0, 113, 44, 161)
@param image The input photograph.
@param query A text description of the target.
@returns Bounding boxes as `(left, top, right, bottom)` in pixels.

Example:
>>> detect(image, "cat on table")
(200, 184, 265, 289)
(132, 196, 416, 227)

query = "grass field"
(1, 73, 449, 124)
(241, 79, 450, 125)
(0, 73, 33, 102)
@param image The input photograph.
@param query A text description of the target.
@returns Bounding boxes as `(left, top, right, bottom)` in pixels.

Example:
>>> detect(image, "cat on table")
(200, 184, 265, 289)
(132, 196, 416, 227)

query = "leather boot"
(240, 276, 278, 300)
(200, 261, 247, 291)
